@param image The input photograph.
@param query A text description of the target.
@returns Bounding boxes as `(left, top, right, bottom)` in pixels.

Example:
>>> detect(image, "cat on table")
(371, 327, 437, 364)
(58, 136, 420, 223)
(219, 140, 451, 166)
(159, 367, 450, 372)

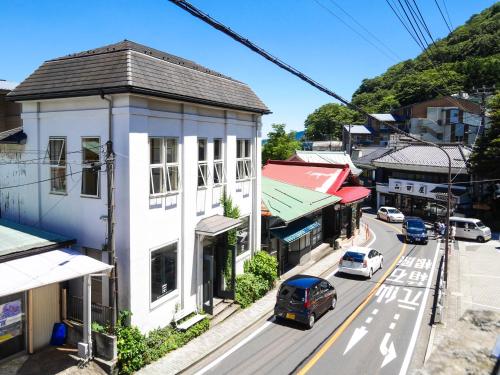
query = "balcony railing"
(67, 295, 114, 326)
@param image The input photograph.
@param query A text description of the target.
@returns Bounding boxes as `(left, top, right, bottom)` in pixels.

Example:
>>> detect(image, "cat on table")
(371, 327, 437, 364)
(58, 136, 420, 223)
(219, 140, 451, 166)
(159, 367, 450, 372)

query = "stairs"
(210, 298, 240, 327)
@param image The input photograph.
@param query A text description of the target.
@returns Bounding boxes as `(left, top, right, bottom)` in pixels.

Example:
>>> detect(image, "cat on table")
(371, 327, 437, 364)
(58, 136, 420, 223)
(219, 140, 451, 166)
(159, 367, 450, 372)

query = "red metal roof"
(262, 161, 350, 194)
(334, 186, 371, 204)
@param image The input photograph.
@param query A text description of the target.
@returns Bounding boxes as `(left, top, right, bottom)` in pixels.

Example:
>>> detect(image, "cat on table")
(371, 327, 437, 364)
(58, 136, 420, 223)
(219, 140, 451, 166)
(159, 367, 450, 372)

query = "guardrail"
(432, 254, 446, 324)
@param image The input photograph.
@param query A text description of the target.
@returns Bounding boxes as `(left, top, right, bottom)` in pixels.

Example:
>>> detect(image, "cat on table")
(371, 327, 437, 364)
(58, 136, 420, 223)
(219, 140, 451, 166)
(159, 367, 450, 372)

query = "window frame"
(149, 240, 179, 307)
(236, 139, 253, 181)
(48, 137, 67, 195)
(149, 137, 181, 197)
(165, 138, 180, 193)
(81, 136, 101, 198)
(149, 137, 166, 196)
(236, 214, 251, 257)
(213, 138, 225, 186)
(197, 138, 208, 188)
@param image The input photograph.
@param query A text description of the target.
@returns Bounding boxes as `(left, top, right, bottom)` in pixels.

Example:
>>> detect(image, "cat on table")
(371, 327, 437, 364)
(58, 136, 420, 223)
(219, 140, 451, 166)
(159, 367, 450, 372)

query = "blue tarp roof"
(271, 217, 320, 244)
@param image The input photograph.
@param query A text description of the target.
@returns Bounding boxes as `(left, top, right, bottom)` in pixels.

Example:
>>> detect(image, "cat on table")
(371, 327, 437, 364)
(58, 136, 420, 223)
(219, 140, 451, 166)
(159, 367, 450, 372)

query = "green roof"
(0, 219, 75, 258)
(262, 177, 340, 223)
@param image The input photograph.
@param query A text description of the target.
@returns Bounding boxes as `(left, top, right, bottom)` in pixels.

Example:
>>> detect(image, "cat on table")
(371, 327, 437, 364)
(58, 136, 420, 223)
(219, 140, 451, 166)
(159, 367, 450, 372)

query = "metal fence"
(67, 295, 114, 326)
(433, 254, 446, 324)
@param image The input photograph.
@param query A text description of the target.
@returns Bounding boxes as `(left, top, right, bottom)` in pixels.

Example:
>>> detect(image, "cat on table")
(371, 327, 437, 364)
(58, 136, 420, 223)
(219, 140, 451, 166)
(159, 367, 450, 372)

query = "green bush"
(235, 273, 269, 308)
(244, 251, 278, 289)
(116, 315, 147, 375)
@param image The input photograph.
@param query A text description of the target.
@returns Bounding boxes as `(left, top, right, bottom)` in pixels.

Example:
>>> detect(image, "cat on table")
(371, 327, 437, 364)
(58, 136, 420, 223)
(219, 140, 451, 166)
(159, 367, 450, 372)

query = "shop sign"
(0, 300, 22, 344)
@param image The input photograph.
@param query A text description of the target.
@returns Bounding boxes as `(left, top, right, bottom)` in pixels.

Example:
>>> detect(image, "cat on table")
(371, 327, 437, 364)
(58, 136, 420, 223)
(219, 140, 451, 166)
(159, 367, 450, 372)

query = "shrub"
(116, 316, 147, 375)
(244, 251, 278, 289)
(235, 273, 269, 308)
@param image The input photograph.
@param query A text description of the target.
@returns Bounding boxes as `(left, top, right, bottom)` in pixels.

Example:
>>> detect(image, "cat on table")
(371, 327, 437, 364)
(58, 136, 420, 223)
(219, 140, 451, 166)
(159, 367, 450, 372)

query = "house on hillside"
(1, 40, 269, 337)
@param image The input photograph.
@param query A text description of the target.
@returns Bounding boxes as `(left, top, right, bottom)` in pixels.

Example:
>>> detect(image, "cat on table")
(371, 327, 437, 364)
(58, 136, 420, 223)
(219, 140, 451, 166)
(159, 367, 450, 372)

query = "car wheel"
(379, 258, 383, 270)
(368, 268, 373, 279)
(307, 314, 316, 329)
(477, 236, 485, 243)
(330, 296, 337, 310)
(377, 214, 381, 220)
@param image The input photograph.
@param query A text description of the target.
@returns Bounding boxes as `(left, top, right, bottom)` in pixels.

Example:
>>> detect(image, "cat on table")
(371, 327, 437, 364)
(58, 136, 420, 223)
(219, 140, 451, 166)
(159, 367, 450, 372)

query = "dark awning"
(271, 217, 320, 244)
(196, 215, 241, 237)
(430, 186, 467, 196)
(0, 127, 26, 145)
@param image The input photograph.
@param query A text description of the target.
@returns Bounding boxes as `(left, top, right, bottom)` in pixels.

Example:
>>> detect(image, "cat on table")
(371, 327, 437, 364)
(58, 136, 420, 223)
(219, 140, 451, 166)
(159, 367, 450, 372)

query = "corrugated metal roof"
(263, 161, 350, 194)
(8, 40, 270, 114)
(262, 177, 340, 223)
(343, 125, 372, 134)
(293, 150, 362, 175)
(334, 186, 371, 204)
(0, 219, 75, 258)
(195, 215, 241, 236)
(373, 144, 471, 171)
(370, 113, 396, 122)
(271, 217, 320, 244)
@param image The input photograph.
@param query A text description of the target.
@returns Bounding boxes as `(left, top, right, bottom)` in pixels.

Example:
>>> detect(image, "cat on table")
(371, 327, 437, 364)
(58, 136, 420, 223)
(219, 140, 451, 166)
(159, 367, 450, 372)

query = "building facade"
(1, 41, 269, 332)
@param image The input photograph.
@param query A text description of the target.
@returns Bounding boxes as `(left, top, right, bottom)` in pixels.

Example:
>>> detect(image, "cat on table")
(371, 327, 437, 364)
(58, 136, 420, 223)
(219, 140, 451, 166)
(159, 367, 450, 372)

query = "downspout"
(37, 102, 42, 226)
(180, 104, 186, 312)
(100, 92, 118, 328)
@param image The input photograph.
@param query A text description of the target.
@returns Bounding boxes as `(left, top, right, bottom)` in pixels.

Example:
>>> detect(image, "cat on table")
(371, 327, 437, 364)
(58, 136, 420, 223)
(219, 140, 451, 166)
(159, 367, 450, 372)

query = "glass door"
(202, 254, 214, 315)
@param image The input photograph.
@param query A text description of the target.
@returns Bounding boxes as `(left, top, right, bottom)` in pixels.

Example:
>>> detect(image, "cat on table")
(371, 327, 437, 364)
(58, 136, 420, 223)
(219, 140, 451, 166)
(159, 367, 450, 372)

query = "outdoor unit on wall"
(78, 342, 89, 359)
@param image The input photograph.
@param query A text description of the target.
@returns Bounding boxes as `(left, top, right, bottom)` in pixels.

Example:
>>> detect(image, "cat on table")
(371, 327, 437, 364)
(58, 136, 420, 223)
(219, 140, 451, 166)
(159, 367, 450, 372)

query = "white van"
(449, 217, 491, 242)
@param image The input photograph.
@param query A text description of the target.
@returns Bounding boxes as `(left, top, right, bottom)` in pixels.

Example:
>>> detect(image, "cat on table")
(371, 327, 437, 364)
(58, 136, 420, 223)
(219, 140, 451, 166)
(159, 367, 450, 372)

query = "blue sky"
(1, 0, 496, 136)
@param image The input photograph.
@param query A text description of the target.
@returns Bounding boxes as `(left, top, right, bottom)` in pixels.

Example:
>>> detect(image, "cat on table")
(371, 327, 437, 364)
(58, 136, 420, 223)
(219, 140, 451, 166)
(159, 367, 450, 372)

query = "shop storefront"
(0, 293, 26, 360)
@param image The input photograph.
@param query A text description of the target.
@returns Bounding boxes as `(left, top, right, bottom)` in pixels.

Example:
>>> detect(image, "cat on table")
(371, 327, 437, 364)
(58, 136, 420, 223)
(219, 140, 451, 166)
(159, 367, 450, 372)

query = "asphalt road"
(189, 215, 440, 375)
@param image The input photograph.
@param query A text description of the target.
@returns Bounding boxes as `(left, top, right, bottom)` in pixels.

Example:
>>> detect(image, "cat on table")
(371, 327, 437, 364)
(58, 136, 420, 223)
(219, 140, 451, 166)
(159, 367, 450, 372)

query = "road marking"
(380, 332, 397, 368)
(343, 326, 368, 355)
(297, 219, 407, 375)
(398, 241, 440, 375)
(389, 322, 396, 330)
(365, 317, 373, 324)
(372, 308, 379, 315)
(468, 302, 500, 311)
(193, 319, 274, 375)
(394, 313, 400, 320)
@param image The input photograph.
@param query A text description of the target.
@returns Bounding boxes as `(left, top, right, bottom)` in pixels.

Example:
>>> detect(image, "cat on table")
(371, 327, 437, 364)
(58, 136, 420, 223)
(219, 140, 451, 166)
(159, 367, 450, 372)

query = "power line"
(441, 0, 453, 30)
(410, 0, 437, 46)
(386, 0, 426, 50)
(434, 0, 452, 33)
(403, 0, 431, 47)
(396, 0, 428, 50)
(0, 169, 84, 190)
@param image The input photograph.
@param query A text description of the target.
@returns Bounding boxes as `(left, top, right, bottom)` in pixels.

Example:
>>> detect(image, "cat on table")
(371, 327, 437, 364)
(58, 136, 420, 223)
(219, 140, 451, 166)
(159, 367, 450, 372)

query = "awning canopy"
(196, 215, 241, 237)
(430, 186, 467, 196)
(335, 186, 371, 204)
(271, 217, 320, 244)
(0, 248, 113, 298)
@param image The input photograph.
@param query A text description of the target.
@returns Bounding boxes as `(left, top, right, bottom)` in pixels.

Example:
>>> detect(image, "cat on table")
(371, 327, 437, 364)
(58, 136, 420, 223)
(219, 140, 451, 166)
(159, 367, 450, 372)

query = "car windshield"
(476, 221, 486, 228)
(280, 285, 305, 302)
(387, 209, 400, 214)
(407, 220, 425, 231)
(343, 251, 365, 262)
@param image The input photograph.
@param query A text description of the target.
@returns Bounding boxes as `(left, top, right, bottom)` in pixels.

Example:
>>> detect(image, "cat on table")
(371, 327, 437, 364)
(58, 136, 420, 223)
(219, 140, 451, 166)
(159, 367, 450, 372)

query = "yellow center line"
(297, 218, 407, 375)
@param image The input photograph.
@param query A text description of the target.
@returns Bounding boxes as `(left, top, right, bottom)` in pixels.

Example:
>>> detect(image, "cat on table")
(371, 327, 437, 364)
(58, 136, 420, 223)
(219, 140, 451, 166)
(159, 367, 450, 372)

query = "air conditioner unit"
(78, 342, 89, 359)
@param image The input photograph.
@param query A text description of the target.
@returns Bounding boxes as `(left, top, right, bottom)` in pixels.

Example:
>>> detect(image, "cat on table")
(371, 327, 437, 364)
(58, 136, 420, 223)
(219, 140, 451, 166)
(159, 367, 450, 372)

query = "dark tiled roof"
(8, 40, 270, 114)
(354, 147, 392, 166)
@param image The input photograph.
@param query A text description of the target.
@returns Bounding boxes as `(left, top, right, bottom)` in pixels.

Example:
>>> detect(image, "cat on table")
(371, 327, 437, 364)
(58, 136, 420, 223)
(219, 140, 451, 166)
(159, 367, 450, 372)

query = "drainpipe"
(100, 92, 117, 328)
(36, 102, 42, 226)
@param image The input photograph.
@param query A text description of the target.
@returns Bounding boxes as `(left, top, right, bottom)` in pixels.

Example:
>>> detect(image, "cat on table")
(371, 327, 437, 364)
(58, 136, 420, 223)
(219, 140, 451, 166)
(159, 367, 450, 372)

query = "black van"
(402, 216, 428, 244)
(274, 275, 337, 329)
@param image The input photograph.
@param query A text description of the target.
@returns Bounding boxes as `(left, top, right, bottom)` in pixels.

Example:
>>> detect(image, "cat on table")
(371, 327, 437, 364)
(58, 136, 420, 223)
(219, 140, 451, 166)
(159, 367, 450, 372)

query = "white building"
(1, 40, 269, 333)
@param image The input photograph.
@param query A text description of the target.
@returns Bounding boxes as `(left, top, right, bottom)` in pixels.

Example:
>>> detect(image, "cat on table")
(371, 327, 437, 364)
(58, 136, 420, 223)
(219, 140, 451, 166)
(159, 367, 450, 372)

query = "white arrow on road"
(343, 326, 368, 355)
(380, 332, 397, 368)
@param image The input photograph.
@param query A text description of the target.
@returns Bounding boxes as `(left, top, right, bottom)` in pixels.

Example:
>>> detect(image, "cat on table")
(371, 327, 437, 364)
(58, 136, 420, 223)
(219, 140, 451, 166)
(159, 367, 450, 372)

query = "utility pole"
(471, 85, 495, 137)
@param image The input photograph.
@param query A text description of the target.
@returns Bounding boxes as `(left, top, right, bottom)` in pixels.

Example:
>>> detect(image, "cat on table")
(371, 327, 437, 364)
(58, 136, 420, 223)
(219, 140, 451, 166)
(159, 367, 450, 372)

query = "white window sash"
(166, 163, 180, 193)
(150, 165, 166, 195)
(213, 160, 225, 185)
(198, 162, 208, 187)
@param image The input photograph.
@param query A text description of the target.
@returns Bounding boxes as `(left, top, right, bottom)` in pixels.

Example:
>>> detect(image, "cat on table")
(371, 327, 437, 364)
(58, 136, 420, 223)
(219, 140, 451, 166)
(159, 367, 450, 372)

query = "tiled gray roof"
(8, 40, 270, 114)
(373, 144, 471, 170)
(354, 147, 393, 166)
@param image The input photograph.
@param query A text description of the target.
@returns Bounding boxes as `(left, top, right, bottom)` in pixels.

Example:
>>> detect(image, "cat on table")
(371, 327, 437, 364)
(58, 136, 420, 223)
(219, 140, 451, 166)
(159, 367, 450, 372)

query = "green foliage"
(235, 273, 269, 308)
(304, 103, 360, 140)
(351, 3, 500, 112)
(262, 123, 301, 163)
(116, 310, 209, 374)
(91, 321, 105, 333)
(221, 190, 240, 287)
(468, 92, 500, 178)
(243, 251, 278, 289)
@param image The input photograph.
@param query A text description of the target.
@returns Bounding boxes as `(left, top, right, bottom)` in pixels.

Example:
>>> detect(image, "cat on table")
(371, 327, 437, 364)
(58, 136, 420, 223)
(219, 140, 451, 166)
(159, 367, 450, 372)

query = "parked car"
(424, 202, 454, 217)
(449, 217, 491, 242)
(338, 247, 383, 279)
(377, 206, 405, 223)
(402, 217, 428, 244)
(274, 275, 337, 329)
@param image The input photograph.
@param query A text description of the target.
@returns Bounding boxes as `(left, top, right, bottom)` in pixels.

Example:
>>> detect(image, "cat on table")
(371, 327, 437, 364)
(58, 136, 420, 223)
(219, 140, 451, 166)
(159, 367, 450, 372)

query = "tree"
(304, 103, 360, 141)
(262, 123, 301, 163)
(468, 92, 500, 178)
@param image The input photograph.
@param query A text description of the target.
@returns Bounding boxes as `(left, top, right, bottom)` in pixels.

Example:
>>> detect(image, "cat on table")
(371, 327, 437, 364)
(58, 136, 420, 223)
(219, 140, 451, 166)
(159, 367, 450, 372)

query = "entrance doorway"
(202, 235, 235, 315)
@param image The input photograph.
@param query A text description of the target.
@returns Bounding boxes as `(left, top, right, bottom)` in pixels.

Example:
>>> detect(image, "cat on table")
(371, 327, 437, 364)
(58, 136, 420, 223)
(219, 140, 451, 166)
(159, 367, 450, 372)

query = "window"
(236, 139, 252, 181)
(48, 137, 66, 193)
(311, 215, 322, 246)
(236, 216, 250, 256)
(149, 137, 180, 196)
(198, 138, 208, 188)
(151, 242, 177, 302)
(213, 138, 224, 185)
(81, 138, 100, 197)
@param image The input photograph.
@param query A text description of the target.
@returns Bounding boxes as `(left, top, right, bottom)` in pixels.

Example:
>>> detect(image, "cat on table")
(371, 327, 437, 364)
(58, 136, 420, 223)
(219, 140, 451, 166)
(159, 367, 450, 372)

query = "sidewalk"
(418, 236, 500, 374)
(138, 227, 372, 375)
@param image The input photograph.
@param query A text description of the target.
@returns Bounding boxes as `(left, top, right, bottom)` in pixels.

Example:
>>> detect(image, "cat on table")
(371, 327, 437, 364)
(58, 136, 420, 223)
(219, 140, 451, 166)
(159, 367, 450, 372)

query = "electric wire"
(434, 0, 453, 33)
(441, 0, 453, 30)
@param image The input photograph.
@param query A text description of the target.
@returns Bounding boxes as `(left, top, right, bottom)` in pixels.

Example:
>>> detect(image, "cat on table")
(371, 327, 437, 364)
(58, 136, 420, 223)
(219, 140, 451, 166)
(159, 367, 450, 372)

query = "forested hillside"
(351, 3, 500, 113)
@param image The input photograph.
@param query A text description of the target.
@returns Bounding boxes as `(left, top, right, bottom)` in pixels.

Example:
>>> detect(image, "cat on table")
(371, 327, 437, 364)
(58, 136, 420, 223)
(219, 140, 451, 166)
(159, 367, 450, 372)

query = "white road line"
(468, 302, 500, 311)
(365, 316, 373, 324)
(394, 313, 400, 320)
(398, 241, 440, 375)
(389, 322, 396, 330)
(372, 308, 379, 315)
(194, 319, 274, 375)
